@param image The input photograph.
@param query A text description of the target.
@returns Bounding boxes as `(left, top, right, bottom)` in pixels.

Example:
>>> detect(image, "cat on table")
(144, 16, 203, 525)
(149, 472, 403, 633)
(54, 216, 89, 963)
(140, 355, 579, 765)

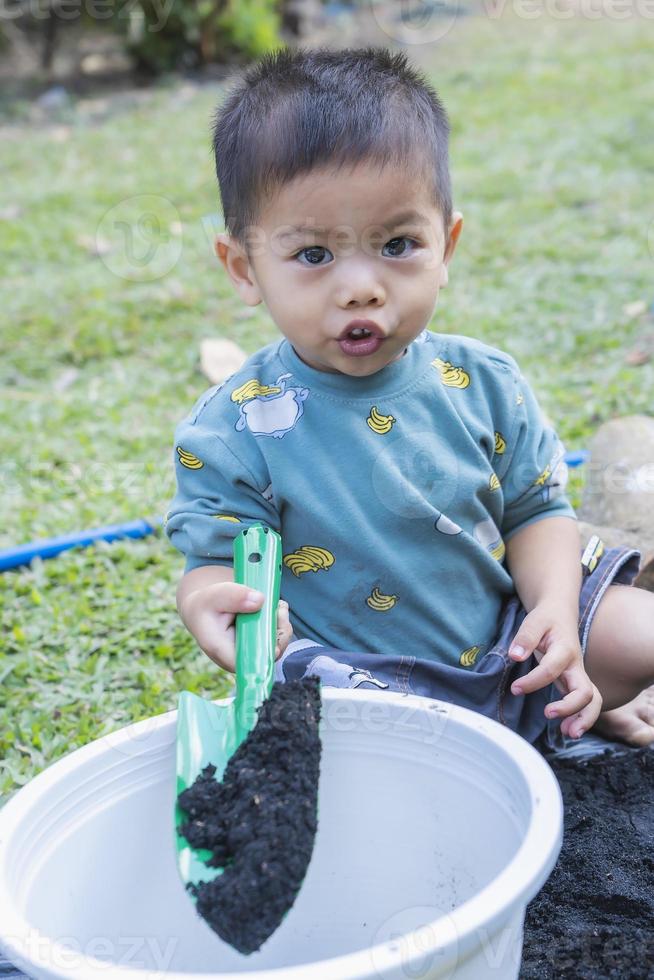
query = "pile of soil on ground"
(521, 747, 654, 979)
(177, 676, 322, 955)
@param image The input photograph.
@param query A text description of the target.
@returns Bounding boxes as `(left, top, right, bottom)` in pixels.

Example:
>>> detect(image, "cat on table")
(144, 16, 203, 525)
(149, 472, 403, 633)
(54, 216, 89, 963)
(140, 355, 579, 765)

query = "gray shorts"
(275, 542, 642, 755)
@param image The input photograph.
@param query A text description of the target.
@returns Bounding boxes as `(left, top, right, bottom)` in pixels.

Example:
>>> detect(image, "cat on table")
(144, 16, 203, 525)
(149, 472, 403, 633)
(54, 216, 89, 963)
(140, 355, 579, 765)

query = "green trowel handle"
(232, 524, 283, 748)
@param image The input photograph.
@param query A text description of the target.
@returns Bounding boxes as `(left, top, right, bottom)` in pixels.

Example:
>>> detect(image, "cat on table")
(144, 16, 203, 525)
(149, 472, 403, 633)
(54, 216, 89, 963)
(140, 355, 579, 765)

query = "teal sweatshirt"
(165, 329, 576, 670)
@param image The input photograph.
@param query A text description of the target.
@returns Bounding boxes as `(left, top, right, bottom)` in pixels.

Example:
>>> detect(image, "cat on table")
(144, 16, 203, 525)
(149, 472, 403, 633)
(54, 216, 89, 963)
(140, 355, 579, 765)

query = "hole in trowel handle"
(249, 552, 262, 563)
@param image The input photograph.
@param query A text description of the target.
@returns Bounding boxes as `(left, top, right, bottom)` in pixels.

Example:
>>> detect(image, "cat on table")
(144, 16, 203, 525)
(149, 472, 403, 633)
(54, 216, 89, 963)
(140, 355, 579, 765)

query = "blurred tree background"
(0, 0, 340, 91)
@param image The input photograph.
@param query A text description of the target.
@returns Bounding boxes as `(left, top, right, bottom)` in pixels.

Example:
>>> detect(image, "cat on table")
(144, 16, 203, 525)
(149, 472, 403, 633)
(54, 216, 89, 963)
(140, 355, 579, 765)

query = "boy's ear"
(439, 211, 463, 288)
(214, 232, 263, 306)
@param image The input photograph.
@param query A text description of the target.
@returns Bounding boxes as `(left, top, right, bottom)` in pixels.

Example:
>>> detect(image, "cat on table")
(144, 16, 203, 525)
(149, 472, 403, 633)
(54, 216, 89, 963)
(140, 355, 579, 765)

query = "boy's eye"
(382, 236, 418, 257)
(293, 236, 418, 266)
(294, 246, 333, 267)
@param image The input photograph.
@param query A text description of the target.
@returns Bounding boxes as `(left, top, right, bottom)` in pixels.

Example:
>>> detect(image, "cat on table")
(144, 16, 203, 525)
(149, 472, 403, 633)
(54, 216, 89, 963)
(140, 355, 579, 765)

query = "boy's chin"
(291, 343, 408, 376)
(336, 346, 408, 375)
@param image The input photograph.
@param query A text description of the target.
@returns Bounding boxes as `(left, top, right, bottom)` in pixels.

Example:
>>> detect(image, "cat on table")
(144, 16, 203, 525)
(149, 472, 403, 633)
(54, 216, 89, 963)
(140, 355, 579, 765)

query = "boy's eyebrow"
(282, 208, 429, 236)
(386, 208, 430, 228)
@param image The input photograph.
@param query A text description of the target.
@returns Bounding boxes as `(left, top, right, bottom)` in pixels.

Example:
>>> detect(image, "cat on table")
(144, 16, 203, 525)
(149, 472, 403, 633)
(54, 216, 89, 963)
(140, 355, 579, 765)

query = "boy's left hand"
(507, 600, 603, 739)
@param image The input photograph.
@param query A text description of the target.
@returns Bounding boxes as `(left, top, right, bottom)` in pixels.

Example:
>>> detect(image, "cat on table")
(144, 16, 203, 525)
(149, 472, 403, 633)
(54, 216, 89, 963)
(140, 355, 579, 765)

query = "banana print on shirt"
(459, 645, 482, 668)
(176, 447, 204, 469)
(432, 357, 471, 389)
(534, 438, 569, 504)
(366, 587, 399, 611)
(284, 546, 335, 576)
(367, 406, 396, 434)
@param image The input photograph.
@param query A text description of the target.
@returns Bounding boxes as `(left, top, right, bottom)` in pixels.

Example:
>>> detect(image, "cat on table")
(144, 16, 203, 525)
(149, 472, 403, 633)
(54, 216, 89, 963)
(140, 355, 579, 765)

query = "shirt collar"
(277, 333, 433, 398)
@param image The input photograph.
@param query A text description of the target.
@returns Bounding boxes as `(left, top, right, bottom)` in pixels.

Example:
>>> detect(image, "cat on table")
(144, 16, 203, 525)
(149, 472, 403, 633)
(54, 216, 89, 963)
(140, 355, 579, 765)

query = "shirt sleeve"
(495, 362, 577, 541)
(164, 413, 279, 573)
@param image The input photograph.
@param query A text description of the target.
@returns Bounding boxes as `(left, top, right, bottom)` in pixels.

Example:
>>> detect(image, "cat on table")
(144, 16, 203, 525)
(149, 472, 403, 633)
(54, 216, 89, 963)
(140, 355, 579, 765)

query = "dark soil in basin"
(521, 747, 654, 979)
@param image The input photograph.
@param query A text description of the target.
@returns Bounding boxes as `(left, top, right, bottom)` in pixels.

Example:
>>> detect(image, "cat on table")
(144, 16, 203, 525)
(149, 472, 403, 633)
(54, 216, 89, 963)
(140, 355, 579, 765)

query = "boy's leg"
(583, 583, 654, 746)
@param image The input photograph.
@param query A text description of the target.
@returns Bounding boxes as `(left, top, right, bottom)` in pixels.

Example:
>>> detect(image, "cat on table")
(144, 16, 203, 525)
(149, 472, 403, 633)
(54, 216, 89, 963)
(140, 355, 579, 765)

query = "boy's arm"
(496, 368, 575, 542)
(505, 515, 581, 621)
(504, 515, 601, 740)
(165, 403, 288, 669)
(165, 409, 280, 574)
(492, 356, 601, 739)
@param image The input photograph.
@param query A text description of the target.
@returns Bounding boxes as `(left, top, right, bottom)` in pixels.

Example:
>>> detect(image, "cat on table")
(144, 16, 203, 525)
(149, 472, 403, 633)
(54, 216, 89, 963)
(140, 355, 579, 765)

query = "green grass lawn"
(1, 10, 653, 804)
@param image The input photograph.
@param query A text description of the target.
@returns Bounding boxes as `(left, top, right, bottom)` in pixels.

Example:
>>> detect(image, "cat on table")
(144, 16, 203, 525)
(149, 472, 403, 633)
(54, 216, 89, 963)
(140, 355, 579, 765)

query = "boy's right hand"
(180, 582, 293, 673)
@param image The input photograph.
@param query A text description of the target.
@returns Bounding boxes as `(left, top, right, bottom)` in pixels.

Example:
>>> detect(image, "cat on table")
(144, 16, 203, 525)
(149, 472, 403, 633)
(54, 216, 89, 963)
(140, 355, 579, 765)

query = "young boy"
(165, 45, 654, 753)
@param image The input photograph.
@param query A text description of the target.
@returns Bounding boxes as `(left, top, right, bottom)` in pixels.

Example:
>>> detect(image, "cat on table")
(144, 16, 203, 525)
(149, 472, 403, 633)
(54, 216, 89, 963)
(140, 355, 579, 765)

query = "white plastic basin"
(0, 689, 562, 979)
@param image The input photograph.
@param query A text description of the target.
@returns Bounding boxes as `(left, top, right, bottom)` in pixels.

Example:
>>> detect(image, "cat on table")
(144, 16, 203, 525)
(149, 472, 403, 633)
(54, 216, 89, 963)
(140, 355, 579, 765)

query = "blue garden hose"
(562, 449, 589, 468)
(0, 517, 163, 572)
(0, 450, 590, 572)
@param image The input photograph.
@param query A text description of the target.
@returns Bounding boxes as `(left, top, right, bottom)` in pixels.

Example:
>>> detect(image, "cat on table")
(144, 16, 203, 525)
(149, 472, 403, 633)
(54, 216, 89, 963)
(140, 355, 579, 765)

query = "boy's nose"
(337, 267, 386, 308)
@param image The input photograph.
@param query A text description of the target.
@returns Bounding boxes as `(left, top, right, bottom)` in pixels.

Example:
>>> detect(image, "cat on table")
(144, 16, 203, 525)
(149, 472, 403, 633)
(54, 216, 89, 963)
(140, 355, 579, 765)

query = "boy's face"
(215, 160, 462, 376)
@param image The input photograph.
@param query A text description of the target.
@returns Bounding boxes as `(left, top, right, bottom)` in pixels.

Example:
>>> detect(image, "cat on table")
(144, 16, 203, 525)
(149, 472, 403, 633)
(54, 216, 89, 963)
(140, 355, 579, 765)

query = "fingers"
(200, 597, 291, 667)
(201, 581, 265, 612)
(183, 583, 265, 673)
(275, 599, 293, 660)
(513, 649, 602, 740)
(276, 599, 290, 628)
(511, 645, 573, 697)
(544, 665, 596, 721)
(194, 617, 237, 673)
(508, 608, 550, 662)
(558, 683, 603, 739)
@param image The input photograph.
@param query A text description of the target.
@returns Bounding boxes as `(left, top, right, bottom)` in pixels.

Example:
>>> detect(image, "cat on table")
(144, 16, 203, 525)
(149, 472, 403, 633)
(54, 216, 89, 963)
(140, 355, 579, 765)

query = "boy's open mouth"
(338, 320, 385, 357)
(338, 327, 384, 357)
(339, 319, 383, 338)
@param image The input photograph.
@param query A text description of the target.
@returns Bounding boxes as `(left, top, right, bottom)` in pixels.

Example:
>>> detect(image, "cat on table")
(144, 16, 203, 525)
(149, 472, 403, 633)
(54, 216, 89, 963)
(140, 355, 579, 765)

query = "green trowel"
(174, 523, 322, 955)
(175, 523, 283, 888)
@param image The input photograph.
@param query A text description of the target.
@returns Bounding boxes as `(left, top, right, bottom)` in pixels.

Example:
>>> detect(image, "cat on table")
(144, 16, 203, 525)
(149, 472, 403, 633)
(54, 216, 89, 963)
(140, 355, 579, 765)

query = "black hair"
(211, 45, 452, 252)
